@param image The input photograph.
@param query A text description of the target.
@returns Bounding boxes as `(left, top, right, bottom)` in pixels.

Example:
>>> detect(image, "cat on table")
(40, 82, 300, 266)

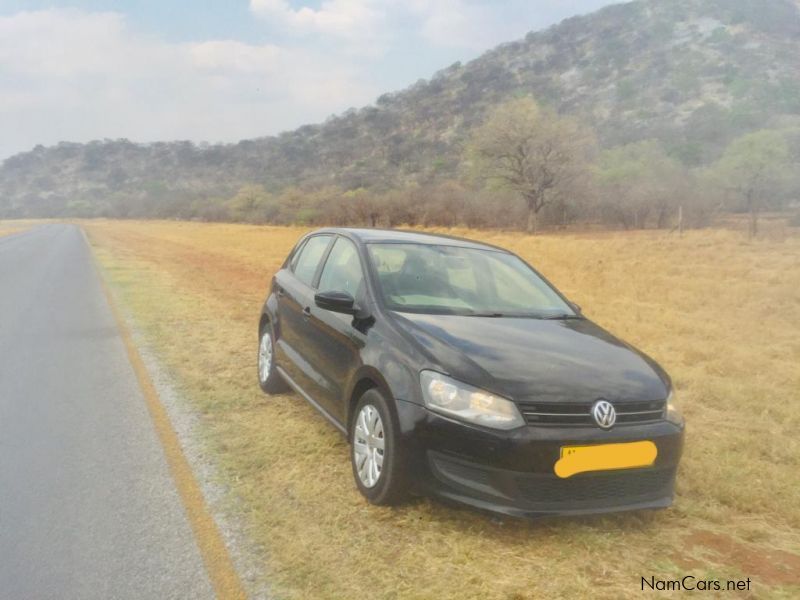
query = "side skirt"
(276, 366, 347, 436)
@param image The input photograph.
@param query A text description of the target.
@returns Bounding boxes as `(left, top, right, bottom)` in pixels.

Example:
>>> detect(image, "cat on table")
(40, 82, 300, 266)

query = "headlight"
(665, 389, 683, 425)
(420, 371, 524, 430)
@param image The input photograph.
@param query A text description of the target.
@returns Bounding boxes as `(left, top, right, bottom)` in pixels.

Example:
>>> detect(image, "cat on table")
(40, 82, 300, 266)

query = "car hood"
(391, 313, 669, 404)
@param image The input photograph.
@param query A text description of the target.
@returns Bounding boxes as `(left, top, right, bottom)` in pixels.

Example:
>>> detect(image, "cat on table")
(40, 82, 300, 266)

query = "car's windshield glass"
(367, 243, 575, 317)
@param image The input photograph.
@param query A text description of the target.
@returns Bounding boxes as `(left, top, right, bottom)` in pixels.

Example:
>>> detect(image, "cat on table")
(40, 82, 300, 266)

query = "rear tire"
(258, 326, 287, 394)
(350, 389, 409, 505)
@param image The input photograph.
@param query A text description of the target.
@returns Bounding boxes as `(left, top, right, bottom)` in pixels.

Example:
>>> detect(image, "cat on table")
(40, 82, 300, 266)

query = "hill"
(2, 0, 799, 219)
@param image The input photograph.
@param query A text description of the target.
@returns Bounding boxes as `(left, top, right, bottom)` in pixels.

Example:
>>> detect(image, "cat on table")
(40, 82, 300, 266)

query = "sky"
(0, 0, 621, 159)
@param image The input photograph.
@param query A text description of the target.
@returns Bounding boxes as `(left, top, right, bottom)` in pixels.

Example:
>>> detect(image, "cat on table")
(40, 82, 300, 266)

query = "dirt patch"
(676, 529, 800, 586)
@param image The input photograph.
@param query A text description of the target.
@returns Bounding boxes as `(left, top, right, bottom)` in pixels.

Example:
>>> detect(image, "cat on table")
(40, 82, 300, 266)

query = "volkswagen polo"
(258, 228, 684, 518)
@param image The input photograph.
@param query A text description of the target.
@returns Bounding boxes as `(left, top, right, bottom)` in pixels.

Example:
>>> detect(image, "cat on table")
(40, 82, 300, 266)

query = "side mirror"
(315, 290, 356, 314)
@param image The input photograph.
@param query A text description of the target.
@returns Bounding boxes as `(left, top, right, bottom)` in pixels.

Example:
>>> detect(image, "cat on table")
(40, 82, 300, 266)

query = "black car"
(258, 228, 684, 518)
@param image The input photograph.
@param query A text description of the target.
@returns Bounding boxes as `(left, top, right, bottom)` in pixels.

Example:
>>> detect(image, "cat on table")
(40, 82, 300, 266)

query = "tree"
(344, 189, 383, 227)
(709, 130, 792, 237)
(595, 140, 689, 229)
(467, 97, 595, 233)
(226, 184, 276, 223)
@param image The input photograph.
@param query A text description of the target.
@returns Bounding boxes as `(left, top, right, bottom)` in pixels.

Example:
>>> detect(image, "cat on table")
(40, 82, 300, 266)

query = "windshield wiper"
(467, 311, 548, 318)
(462, 311, 581, 319)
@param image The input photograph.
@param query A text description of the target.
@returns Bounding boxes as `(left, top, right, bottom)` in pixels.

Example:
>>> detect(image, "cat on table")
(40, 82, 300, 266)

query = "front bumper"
(395, 400, 684, 518)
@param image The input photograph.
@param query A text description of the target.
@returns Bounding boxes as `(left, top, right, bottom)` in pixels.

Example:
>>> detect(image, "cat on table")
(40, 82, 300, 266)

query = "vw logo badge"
(592, 400, 616, 429)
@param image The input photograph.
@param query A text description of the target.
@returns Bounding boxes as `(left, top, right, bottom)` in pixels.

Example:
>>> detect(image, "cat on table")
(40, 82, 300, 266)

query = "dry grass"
(0, 222, 30, 237)
(83, 219, 800, 599)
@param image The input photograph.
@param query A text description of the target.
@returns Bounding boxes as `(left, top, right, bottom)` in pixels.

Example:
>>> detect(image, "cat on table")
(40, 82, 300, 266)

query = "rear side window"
(292, 235, 332, 286)
(318, 237, 364, 297)
(289, 240, 307, 271)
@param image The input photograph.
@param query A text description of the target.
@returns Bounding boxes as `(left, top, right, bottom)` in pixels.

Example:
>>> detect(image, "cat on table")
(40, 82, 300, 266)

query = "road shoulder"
(88, 230, 268, 599)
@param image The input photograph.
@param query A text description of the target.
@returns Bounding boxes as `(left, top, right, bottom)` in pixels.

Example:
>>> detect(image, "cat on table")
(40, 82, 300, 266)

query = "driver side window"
(318, 237, 364, 297)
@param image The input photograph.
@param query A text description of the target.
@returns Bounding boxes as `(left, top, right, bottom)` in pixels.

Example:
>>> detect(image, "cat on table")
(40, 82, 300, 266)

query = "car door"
(307, 236, 369, 423)
(273, 234, 334, 396)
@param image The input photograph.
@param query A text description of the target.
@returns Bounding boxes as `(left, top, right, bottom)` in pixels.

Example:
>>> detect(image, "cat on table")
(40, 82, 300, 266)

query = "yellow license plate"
(554, 441, 657, 478)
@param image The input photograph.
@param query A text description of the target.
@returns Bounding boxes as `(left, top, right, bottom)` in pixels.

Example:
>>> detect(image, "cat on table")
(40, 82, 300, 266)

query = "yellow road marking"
(84, 229, 247, 600)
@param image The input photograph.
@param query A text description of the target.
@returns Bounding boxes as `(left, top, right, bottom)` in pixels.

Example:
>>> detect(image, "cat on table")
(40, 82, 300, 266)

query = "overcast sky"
(0, 0, 621, 159)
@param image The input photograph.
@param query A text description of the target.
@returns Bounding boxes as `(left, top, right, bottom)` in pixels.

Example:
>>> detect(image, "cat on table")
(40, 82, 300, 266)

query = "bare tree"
(467, 97, 595, 233)
(345, 188, 383, 227)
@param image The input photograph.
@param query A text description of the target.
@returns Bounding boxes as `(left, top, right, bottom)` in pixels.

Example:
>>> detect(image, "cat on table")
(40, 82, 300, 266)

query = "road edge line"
(81, 227, 248, 600)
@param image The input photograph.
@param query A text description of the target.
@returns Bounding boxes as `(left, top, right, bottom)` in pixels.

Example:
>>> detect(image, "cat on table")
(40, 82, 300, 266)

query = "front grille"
(517, 399, 665, 427)
(515, 468, 675, 505)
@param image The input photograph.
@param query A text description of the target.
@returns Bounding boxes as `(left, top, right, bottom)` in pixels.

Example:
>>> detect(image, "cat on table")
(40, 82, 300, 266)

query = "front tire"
(350, 389, 408, 505)
(258, 326, 287, 394)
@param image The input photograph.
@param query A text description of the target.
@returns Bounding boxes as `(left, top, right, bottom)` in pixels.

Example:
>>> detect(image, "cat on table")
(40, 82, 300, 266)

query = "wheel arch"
(260, 289, 280, 337)
(345, 366, 394, 434)
(259, 313, 270, 335)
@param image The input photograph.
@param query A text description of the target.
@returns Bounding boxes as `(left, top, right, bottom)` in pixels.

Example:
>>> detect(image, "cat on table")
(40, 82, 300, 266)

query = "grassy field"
(82, 220, 800, 599)
(0, 222, 29, 237)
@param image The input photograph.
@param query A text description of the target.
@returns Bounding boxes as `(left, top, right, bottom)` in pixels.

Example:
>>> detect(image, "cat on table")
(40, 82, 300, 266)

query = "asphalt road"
(0, 225, 214, 599)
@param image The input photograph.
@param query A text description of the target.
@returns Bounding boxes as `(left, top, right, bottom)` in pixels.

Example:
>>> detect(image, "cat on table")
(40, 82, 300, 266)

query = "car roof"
(312, 227, 509, 253)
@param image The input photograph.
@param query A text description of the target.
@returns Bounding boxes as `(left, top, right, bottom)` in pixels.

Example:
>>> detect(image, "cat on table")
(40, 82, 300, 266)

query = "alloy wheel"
(258, 331, 273, 383)
(353, 404, 385, 488)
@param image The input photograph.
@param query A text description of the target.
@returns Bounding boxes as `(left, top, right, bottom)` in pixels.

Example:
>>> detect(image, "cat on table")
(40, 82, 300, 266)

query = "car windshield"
(367, 242, 576, 317)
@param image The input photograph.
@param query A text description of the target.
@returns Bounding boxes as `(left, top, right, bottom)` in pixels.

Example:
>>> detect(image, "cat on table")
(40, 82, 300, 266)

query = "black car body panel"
(389, 313, 670, 404)
(393, 401, 683, 517)
(260, 228, 685, 518)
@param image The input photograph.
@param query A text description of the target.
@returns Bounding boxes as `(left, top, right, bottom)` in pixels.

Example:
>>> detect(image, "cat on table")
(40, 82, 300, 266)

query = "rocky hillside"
(2, 0, 799, 218)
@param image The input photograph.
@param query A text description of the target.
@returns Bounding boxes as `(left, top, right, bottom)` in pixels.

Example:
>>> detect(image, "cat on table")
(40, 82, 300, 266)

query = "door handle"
(303, 306, 311, 318)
